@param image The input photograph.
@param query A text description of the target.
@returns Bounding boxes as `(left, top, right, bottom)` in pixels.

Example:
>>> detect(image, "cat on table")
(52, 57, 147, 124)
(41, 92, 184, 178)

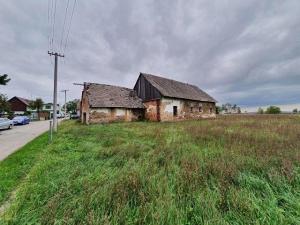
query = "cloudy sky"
(0, 0, 299, 111)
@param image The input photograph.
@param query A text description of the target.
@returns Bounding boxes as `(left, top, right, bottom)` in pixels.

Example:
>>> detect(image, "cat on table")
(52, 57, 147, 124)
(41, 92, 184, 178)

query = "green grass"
(0, 133, 48, 204)
(1, 115, 300, 224)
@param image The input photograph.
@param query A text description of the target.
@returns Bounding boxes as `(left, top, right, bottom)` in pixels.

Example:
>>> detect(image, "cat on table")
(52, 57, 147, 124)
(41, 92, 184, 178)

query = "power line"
(49, 0, 55, 52)
(60, 0, 70, 52)
(47, 0, 50, 51)
(63, 0, 77, 54)
(50, 0, 53, 51)
(48, 0, 54, 64)
(51, 0, 57, 51)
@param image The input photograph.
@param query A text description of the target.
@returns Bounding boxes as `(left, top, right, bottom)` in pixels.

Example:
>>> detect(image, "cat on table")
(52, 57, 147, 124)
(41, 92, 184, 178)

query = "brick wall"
(144, 100, 160, 121)
(88, 108, 144, 124)
(143, 98, 216, 122)
(81, 90, 90, 124)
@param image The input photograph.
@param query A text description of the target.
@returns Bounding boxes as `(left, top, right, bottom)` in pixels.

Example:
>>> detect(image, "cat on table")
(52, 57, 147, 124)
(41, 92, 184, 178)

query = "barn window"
(209, 107, 213, 113)
(199, 106, 202, 112)
(190, 107, 193, 113)
(173, 106, 178, 116)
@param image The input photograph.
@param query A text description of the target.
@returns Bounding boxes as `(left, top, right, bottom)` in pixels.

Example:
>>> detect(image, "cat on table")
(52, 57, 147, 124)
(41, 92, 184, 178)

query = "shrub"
(265, 106, 281, 114)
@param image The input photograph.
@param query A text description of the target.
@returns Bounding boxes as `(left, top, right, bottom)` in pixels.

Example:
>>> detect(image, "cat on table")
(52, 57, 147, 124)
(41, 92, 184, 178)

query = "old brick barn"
(80, 73, 216, 124)
(81, 83, 145, 124)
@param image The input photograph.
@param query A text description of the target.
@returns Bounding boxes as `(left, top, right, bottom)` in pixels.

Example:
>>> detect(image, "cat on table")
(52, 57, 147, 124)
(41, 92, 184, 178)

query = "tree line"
(257, 106, 299, 114)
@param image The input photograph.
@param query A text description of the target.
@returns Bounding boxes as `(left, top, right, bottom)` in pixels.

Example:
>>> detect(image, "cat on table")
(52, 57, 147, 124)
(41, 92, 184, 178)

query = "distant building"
(41, 103, 62, 119)
(43, 103, 61, 114)
(8, 96, 32, 115)
(7, 97, 62, 120)
(220, 103, 241, 114)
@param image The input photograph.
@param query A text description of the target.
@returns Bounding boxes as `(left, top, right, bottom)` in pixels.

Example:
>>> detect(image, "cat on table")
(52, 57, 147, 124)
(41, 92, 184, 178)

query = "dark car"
(12, 116, 30, 125)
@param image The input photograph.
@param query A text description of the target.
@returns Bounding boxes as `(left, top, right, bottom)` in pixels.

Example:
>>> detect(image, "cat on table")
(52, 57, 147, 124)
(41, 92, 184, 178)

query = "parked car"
(0, 118, 13, 130)
(12, 116, 30, 125)
(57, 112, 65, 118)
(70, 113, 79, 120)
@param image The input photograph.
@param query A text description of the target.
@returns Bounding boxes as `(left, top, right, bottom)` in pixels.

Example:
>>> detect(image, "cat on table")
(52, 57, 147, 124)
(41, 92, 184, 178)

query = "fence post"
(49, 120, 53, 143)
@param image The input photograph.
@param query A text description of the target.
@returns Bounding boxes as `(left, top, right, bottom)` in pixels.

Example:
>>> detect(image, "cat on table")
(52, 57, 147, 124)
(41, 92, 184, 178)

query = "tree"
(216, 106, 222, 114)
(64, 99, 79, 113)
(30, 98, 44, 120)
(29, 101, 36, 111)
(0, 74, 10, 85)
(35, 98, 44, 114)
(265, 106, 281, 114)
(257, 107, 264, 114)
(292, 108, 298, 114)
(0, 94, 11, 116)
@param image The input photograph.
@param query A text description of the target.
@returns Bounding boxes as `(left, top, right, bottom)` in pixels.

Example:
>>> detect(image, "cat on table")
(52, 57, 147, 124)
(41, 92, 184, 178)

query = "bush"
(265, 106, 281, 114)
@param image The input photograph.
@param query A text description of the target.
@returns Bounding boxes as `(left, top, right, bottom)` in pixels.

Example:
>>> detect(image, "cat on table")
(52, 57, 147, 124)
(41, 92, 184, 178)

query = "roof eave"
(162, 95, 217, 103)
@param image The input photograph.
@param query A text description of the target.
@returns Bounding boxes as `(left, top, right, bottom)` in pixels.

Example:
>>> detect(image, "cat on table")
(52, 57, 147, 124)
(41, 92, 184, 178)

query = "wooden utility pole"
(48, 51, 64, 132)
(61, 89, 69, 119)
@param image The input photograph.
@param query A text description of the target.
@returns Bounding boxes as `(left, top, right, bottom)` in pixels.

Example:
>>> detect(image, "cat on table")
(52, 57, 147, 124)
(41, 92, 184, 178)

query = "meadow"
(1, 115, 300, 224)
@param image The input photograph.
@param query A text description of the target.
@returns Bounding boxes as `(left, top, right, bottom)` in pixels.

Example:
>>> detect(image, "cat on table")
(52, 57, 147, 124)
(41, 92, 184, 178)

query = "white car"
(0, 118, 13, 130)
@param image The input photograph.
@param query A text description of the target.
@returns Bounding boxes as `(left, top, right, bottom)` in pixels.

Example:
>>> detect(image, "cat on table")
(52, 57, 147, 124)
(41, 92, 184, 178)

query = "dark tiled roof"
(10, 96, 31, 105)
(86, 83, 144, 108)
(141, 73, 217, 102)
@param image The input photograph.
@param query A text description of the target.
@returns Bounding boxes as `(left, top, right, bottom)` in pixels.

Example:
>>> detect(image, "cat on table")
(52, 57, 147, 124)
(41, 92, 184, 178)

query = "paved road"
(0, 120, 51, 161)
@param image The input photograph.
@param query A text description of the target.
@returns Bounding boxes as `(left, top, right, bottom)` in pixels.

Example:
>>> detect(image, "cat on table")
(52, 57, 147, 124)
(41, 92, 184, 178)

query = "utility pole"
(48, 51, 64, 132)
(61, 89, 69, 119)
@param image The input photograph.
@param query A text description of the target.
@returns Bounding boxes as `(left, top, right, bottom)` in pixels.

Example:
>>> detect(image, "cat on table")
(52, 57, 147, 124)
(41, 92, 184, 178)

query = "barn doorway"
(173, 106, 178, 117)
(83, 112, 87, 124)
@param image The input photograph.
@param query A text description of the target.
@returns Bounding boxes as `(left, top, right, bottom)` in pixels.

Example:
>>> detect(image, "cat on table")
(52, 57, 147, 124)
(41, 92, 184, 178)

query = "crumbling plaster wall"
(81, 90, 90, 124)
(89, 108, 143, 123)
(144, 100, 160, 121)
(159, 97, 216, 121)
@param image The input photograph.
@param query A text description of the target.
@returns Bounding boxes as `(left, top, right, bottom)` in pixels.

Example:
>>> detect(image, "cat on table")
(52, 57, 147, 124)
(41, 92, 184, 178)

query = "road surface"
(0, 120, 51, 161)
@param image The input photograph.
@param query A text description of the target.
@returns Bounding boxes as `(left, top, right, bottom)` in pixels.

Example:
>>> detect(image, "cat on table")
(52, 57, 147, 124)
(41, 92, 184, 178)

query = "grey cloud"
(0, 0, 299, 108)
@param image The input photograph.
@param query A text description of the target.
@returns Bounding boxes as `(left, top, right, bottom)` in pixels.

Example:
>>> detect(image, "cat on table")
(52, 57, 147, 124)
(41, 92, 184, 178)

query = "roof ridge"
(141, 72, 196, 87)
(86, 82, 144, 108)
(140, 72, 217, 102)
(12, 96, 32, 105)
(87, 82, 133, 91)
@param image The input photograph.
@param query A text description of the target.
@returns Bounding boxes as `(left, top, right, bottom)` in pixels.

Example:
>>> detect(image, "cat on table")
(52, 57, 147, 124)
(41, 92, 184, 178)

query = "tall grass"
(1, 115, 300, 224)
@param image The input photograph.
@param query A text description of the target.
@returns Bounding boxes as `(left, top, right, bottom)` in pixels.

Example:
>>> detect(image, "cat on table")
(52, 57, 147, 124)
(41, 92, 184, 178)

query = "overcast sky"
(0, 0, 299, 110)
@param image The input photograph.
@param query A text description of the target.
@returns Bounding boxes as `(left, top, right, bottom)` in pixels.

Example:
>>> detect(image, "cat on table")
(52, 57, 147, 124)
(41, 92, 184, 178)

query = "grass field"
(1, 115, 300, 224)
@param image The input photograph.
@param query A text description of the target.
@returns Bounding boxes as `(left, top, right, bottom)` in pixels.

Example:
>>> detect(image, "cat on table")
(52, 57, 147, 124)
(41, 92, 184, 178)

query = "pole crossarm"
(48, 51, 65, 57)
